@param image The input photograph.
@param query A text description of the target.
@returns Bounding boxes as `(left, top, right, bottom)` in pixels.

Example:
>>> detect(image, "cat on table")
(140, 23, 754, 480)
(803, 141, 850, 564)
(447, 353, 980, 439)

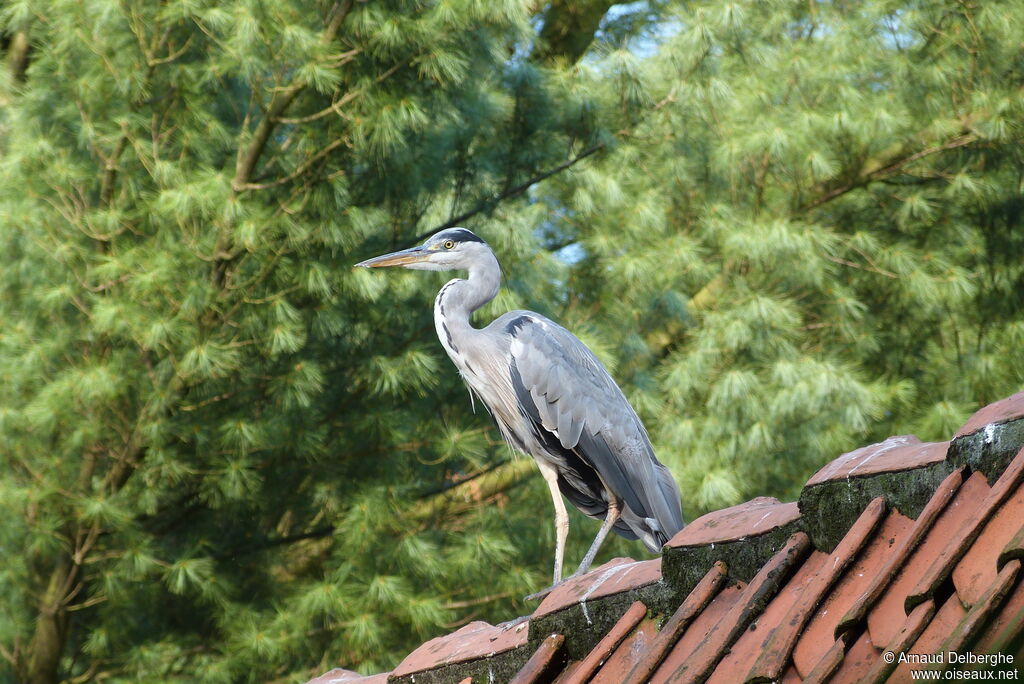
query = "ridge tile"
(800, 438, 952, 551)
(389, 618, 530, 683)
(951, 392, 1024, 481)
(662, 497, 801, 594)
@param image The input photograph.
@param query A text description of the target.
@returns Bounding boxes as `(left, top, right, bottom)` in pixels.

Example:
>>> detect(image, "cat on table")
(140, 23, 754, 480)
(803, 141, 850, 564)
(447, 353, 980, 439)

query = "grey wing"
(503, 313, 685, 548)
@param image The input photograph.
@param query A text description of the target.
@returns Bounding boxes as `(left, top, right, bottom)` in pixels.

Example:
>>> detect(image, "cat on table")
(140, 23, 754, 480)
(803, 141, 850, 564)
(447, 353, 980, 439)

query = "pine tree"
(2, 1, 1023, 681)
(0, 1, 607, 681)
(533, 0, 1024, 508)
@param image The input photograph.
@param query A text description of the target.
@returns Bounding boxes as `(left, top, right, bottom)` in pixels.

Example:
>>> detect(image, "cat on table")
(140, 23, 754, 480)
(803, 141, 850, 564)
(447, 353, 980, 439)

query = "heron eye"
(443, 240, 455, 250)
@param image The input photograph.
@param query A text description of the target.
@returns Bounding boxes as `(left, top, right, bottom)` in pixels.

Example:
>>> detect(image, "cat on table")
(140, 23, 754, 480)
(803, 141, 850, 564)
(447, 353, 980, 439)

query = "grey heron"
(356, 228, 685, 594)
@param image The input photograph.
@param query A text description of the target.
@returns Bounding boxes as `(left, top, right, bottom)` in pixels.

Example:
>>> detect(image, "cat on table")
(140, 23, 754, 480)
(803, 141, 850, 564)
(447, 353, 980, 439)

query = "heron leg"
(571, 496, 621, 578)
(536, 459, 569, 584)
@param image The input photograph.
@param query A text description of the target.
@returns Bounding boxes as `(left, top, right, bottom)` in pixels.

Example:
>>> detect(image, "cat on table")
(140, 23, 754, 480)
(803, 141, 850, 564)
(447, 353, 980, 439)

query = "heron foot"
(524, 582, 561, 602)
(525, 569, 587, 601)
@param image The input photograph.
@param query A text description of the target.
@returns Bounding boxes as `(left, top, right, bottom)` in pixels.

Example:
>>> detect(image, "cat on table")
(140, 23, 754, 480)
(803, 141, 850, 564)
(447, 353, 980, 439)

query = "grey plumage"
(356, 228, 685, 590)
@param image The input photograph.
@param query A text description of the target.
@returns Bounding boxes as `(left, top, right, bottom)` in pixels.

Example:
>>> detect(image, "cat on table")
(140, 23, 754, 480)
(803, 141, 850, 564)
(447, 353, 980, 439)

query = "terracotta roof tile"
(998, 523, 1024, 570)
(793, 510, 913, 675)
(651, 583, 746, 681)
(907, 447, 1024, 612)
(659, 532, 810, 683)
(668, 497, 800, 545)
(805, 436, 942, 485)
(307, 392, 1024, 684)
(527, 556, 664, 663)
(588, 617, 658, 684)
(533, 557, 661, 621)
(662, 497, 801, 594)
(824, 630, 877, 683)
(558, 600, 647, 684)
(974, 572, 1024, 653)
(306, 669, 388, 684)
(942, 559, 1021, 654)
(865, 471, 988, 646)
(801, 634, 847, 683)
(888, 594, 967, 682)
(740, 498, 887, 682)
(955, 391, 1024, 438)
(953, 479, 1024, 604)
(800, 438, 954, 551)
(389, 618, 529, 682)
(834, 467, 965, 638)
(509, 633, 565, 684)
(863, 598, 937, 683)
(708, 550, 831, 684)
(951, 391, 1024, 481)
(621, 562, 727, 684)
(780, 664, 802, 683)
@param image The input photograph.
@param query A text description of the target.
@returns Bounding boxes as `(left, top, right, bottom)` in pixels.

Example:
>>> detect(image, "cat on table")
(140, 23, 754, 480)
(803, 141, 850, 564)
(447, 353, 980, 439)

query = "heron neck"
(434, 252, 501, 337)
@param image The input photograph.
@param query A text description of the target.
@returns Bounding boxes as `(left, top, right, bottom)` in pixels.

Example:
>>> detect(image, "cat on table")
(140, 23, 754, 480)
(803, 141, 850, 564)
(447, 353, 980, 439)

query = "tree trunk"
(6, 30, 30, 82)
(25, 561, 71, 684)
(532, 0, 616, 64)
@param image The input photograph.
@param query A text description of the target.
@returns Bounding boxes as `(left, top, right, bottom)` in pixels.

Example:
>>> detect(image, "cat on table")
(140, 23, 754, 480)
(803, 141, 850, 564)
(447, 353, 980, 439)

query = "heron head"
(354, 228, 491, 272)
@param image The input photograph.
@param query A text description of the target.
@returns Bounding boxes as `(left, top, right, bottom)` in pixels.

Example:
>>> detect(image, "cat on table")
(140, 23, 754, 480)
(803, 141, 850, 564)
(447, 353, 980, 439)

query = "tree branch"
(231, 0, 354, 191)
(406, 458, 535, 523)
(415, 458, 511, 500)
(99, 134, 128, 207)
(214, 526, 336, 560)
(412, 143, 605, 243)
(802, 132, 978, 212)
(217, 458, 535, 559)
(233, 137, 347, 191)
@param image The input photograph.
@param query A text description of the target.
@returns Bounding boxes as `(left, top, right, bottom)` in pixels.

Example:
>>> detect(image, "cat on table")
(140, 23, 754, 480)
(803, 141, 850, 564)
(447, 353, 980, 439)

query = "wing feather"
(505, 314, 684, 545)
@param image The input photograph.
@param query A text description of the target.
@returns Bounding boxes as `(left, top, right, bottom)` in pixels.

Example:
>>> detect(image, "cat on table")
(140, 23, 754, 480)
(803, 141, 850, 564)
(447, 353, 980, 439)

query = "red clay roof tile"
(741, 497, 887, 682)
(907, 448, 1024, 612)
(865, 472, 988, 646)
(589, 617, 658, 684)
(889, 594, 967, 683)
(806, 437, 947, 485)
(660, 533, 811, 683)
(974, 572, 1024, 654)
(942, 558, 1021, 654)
(793, 511, 913, 675)
(651, 582, 746, 682)
(550, 661, 583, 683)
(835, 467, 965, 638)
(666, 497, 800, 547)
(662, 497, 801, 595)
(955, 391, 1024, 438)
(533, 557, 661, 620)
(389, 618, 529, 679)
(801, 633, 848, 683)
(308, 393, 1024, 684)
(621, 562, 727, 684)
(709, 550, 831, 684)
(510, 633, 566, 684)
(306, 669, 388, 683)
(559, 600, 647, 684)
(825, 630, 878, 683)
(998, 523, 1024, 570)
(953, 480, 1024, 604)
(861, 598, 936, 684)
(780, 664, 802, 683)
